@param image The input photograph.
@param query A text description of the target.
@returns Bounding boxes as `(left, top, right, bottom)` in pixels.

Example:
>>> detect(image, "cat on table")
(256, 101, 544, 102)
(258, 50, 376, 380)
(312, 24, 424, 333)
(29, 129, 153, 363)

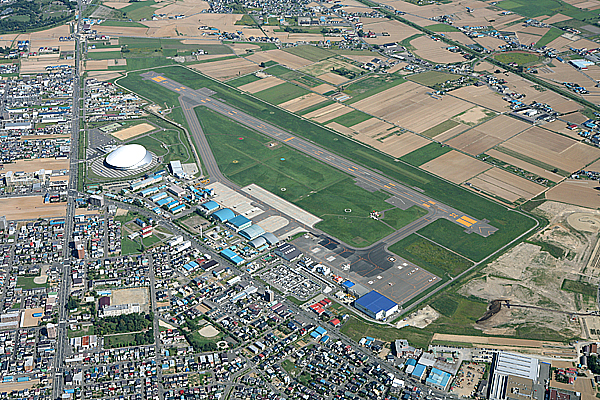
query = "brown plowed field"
(486, 149, 563, 182)
(450, 86, 509, 112)
(420, 150, 491, 183)
(352, 81, 472, 133)
(501, 126, 600, 172)
(546, 179, 600, 208)
(246, 49, 312, 70)
(468, 167, 546, 202)
(279, 93, 327, 113)
(189, 57, 259, 80)
(238, 76, 285, 93)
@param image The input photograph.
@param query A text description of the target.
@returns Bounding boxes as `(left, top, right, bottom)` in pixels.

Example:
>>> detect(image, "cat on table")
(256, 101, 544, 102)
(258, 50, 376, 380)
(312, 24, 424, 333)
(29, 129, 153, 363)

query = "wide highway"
(141, 71, 498, 241)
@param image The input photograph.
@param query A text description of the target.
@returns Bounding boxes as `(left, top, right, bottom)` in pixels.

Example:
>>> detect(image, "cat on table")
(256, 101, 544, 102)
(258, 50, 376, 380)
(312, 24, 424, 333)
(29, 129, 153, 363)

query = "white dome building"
(105, 144, 153, 171)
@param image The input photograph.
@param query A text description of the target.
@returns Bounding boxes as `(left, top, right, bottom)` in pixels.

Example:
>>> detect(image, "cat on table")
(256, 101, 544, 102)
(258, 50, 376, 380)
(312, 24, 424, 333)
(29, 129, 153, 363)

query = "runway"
(141, 72, 499, 245)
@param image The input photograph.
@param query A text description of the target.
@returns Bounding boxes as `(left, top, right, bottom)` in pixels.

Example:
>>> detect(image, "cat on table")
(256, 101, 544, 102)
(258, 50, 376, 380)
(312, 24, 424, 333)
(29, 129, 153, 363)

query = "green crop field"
(494, 52, 541, 66)
(327, 110, 372, 127)
(283, 45, 334, 62)
(408, 71, 458, 86)
(253, 82, 310, 104)
(420, 120, 460, 138)
(562, 279, 596, 297)
(122, 66, 537, 258)
(496, 0, 600, 21)
(227, 74, 261, 87)
(388, 234, 473, 278)
(343, 74, 406, 104)
(381, 206, 427, 230)
(426, 23, 459, 32)
(87, 51, 122, 60)
(100, 20, 147, 28)
(400, 143, 452, 166)
(535, 27, 564, 48)
(299, 100, 334, 115)
(120, 0, 157, 21)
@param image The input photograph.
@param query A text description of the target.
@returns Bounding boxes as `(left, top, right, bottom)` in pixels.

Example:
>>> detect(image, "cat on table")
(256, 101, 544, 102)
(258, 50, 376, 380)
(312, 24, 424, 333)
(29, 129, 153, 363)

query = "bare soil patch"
(238, 76, 285, 93)
(0, 196, 66, 220)
(279, 93, 327, 113)
(246, 49, 312, 70)
(3, 157, 69, 173)
(467, 167, 546, 202)
(111, 123, 154, 140)
(546, 179, 600, 208)
(486, 149, 563, 182)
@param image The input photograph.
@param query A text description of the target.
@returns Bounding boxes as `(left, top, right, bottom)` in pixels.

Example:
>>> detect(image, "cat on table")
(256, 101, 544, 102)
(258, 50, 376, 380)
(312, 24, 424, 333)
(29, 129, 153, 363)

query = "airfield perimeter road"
(142, 71, 498, 243)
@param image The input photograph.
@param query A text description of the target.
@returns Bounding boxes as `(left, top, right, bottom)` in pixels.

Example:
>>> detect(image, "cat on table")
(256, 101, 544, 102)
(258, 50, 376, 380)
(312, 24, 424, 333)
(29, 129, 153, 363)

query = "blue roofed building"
(220, 248, 244, 265)
(228, 215, 252, 232)
(342, 280, 355, 290)
(212, 208, 235, 223)
(412, 364, 427, 381)
(249, 236, 267, 248)
(314, 326, 327, 336)
(426, 368, 452, 391)
(239, 224, 265, 240)
(200, 200, 219, 213)
(354, 290, 399, 320)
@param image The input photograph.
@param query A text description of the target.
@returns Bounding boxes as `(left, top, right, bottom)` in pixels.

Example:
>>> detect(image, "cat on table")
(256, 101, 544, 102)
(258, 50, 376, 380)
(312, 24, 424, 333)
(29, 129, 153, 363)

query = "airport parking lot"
(260, 264, 321, 300)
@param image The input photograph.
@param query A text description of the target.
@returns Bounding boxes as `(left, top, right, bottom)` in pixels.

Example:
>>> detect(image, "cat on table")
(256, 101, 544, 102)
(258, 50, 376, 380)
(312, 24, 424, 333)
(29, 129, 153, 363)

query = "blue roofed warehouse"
(354, 290, 399, 320)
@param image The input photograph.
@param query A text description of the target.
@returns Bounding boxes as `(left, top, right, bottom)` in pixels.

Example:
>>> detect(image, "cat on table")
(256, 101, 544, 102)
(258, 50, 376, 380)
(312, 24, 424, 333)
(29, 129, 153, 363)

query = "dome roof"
(105, 144, 152, 170)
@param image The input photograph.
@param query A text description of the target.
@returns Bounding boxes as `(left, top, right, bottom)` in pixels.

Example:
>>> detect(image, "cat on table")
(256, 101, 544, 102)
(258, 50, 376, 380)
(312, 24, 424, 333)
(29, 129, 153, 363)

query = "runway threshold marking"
(456, 217, 473, 227)
(152, 76, 166, 82)
(422, 203, 431, 208)
(461, 215, 477, 224)
(284, 137, 294, 142)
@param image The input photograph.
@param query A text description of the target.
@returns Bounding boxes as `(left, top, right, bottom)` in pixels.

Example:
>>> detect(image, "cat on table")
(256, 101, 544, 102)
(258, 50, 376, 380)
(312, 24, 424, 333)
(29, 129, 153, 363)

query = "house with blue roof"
(315, 326, 327, 336)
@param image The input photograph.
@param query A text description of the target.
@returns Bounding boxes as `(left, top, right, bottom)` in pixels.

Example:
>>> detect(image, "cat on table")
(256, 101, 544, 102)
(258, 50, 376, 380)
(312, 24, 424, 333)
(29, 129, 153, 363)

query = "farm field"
(445, 115, 530, 156)
(494, 52, 542, 66)
(420, 150, 491, 184)
(498, 126, 600, 174)
(466, 167, 546, 203)
(546, 179, 600, 208)
(189, 57, 260, 81)
(253, 82, 311, 105)
(125, 66, 537, 259)
(282, 45, 334, 62)
(246, 49, 313, 70)
(351, 81, 473, 133)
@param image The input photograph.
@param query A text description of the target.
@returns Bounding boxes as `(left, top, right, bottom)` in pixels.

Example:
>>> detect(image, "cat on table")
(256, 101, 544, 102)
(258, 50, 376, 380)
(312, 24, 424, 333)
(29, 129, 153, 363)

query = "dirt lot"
(501, 126, 600, 173)
(453, 106, 494, 125)
(189, 57, 260, 81)
(111, 288, 149, 312)
(460, 201, 600, 340)
(432, 333, 566, 348)
(352, 80, 472, 133)
(420, 150, 491, 184)
(279, 93, 328, 113)
(350, 118, 396, 137)
(398, 305, 439, 329)
(21, 57, 75, 74)
(87, 71, 124, 81)
(451, 363, 485, 398)
(246, 49, 313, 70)
(21, 307, 44, 328)
(198, 324, 219, 338)
(317, 72, 350, 85)
(3, 157, 69, 173)
(466, 167, 546, 203)
(111, 123, 154, 140)
(238, 76, 285, 93)
(486, 149, 564, 182)
(0, 196, 66, 220)
(546, 179, 600, 208)
(445, 114, 529, 155)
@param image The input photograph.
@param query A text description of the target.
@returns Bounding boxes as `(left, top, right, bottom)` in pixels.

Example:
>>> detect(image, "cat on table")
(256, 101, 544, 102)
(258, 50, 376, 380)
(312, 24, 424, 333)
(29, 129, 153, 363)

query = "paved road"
(141, 71, 498, 249)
